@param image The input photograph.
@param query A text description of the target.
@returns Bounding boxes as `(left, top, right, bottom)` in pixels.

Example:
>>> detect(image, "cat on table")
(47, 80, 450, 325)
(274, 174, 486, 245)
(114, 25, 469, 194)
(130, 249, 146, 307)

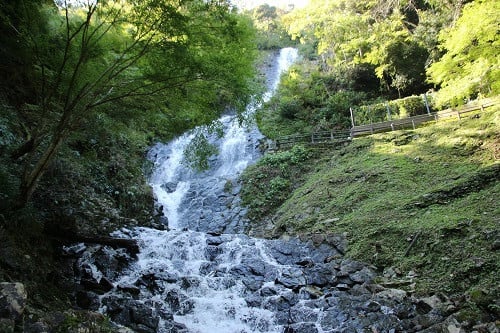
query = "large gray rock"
(0, 282, 27, 321)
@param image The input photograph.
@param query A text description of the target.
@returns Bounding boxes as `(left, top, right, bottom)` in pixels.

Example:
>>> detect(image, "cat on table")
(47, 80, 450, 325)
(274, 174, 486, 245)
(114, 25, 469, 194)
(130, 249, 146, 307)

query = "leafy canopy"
(427, 0, 500, 106)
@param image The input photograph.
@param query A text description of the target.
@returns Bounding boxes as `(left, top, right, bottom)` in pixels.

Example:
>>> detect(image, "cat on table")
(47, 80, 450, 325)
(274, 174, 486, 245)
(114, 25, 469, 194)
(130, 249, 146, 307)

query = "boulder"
(0, 282, 27, 321)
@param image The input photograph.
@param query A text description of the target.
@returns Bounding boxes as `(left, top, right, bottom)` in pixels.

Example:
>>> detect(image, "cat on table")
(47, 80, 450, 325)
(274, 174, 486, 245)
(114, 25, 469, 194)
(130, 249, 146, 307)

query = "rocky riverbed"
(65, 229, 453, 333)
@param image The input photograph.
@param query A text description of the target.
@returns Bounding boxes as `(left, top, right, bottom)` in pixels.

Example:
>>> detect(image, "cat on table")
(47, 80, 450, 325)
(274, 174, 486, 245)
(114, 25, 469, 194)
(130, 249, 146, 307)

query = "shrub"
(278, 97, 302, 119)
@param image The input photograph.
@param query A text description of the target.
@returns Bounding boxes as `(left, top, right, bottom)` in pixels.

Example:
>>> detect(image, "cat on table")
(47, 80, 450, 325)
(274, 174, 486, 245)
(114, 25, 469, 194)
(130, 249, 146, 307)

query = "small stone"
(336, 283, 349, 291)
(376, 288, 407, 301)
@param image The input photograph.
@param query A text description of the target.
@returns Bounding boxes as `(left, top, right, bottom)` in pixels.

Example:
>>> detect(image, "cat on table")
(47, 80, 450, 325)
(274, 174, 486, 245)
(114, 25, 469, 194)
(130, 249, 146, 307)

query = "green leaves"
(427, 0, 500, 107)
(0, 0, 259, 206)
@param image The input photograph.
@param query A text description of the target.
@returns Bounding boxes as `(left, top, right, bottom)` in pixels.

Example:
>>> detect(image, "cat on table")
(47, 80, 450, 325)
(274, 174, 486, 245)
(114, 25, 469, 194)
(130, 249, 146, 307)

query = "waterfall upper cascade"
(73, 48, 443, 333)
(147, 47, 298, 233)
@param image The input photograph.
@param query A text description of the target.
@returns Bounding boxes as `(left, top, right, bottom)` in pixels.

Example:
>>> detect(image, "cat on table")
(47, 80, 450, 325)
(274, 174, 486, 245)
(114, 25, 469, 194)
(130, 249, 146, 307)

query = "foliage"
(281, 0, 469, 99)
(240, 145, 314, 219)
(427, 0, 500, 107)
(248, 4, 293, 50)
(354, 95, 432, 125)
(278, 96, 302, 119)
(182, 130, 219, 172)
(0, 0, 259, 208)
(257, 60, 372, 137)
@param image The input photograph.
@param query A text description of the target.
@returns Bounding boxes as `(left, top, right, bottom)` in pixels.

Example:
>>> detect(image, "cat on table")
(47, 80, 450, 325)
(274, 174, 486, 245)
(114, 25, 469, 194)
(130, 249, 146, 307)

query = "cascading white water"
(101, 48, 301, 333)
(148, 47, 298, 230)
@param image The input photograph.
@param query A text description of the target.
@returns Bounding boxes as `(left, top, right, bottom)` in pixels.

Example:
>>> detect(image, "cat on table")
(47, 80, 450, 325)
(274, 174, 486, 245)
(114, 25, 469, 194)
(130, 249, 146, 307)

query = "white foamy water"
(102, 48, 300, 333)
(148, 47, 298, 230)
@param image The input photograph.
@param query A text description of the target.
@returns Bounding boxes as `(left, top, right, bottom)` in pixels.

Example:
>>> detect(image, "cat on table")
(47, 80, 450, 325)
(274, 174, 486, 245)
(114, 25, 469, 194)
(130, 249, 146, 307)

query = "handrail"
(268, 97, 498, 151)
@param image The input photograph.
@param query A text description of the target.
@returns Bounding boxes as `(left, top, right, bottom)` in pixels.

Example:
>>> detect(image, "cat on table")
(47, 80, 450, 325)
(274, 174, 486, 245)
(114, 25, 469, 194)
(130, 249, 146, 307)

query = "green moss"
(242, 106, 500, 301)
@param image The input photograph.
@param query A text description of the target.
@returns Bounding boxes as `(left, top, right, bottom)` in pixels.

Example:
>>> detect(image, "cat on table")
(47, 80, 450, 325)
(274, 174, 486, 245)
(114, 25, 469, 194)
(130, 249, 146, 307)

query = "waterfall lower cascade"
(73, 48, 444, 333)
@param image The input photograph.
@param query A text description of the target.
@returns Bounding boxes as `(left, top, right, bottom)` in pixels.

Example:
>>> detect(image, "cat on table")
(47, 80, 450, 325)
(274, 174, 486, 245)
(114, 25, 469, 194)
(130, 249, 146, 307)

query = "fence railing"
(351, 97, 498, 137)
(267, 97, 498, 152)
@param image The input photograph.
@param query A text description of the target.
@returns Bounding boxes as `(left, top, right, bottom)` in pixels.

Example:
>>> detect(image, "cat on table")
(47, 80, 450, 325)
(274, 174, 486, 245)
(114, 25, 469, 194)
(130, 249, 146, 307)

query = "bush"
(278, 97, 302, 119)
(389, 95, 428, 118)
(355, 95, 434, 125)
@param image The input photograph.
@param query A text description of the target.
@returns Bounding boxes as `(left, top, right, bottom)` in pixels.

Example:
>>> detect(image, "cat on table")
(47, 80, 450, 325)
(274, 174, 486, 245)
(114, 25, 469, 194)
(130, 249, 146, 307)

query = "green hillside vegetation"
(242, 105, 499, 323)
(243, 5, 500, 324)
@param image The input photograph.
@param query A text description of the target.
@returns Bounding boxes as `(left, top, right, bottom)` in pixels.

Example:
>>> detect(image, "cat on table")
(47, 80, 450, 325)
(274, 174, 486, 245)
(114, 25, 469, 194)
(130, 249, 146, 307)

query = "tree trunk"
(16, 134, 65, 208)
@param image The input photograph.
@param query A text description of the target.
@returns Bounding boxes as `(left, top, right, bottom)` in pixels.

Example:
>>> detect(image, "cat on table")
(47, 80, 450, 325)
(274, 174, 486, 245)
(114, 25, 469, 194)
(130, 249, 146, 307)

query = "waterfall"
(148, 47, 298, 231)
(80, 47, 439, 332)
(100, 48, 302, 333)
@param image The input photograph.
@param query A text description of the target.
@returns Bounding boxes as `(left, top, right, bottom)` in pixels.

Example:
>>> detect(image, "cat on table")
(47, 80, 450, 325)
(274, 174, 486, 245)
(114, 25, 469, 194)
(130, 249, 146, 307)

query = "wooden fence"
(351, 97, 498, 137)
(267, 97, 498, 152)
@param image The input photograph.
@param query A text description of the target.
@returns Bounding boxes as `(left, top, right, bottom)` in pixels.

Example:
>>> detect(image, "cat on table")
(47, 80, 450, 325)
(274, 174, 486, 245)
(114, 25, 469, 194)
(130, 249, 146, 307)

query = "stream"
(72, 48, 444, 333)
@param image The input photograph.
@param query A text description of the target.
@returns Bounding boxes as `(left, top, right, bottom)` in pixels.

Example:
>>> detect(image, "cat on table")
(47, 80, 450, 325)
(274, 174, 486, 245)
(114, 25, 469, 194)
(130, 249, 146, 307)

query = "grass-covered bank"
(241, 106, 499, 322)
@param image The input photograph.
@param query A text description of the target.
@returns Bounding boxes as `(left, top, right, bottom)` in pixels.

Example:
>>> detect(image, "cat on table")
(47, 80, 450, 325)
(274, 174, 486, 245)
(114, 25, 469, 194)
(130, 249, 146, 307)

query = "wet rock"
(76, 290, 100, 310)
(0, 282, 27, 322)
(162, 182, 178, 193)
(179, 276, 201, 290)
(242, 275, 265, 291)
(336, 283, 350, 291)
(205, 245, 221, 261)
(80, 275, 114, 294)
(62, 243, 87, 256)
(162, 321, 189, 333)
(135, 273, 165, 292)
(276, 267, 306, 289)
(296, 259, 314, 267)
(92, 246, 134, 278)
(117, 284, 141, 296)
(289, 305, 319, 323)
(260, 286, 278, 297)
(319, 308, 348, 330)
(103, 297, 163, 333)
(165, 290, 194, 315)
(299, 285, 323, 299)
(285, 322, 318, 333)
(129, 301, 162, 330)
(304, 264, 336, 287)
(245, 293, 262, 307)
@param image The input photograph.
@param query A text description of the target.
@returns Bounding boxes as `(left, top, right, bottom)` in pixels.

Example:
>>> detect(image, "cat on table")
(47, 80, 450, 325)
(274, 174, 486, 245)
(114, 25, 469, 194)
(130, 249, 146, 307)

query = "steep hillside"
(241, 105, 499, 324)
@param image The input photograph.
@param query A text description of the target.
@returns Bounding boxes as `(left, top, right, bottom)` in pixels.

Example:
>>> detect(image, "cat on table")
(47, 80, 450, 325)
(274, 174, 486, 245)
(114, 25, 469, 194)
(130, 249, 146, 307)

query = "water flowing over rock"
(72, 48, 446, 332)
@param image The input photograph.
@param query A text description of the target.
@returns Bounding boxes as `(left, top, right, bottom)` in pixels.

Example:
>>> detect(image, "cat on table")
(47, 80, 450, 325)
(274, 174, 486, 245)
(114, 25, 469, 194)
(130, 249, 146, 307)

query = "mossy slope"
(242, 106, 499, 320)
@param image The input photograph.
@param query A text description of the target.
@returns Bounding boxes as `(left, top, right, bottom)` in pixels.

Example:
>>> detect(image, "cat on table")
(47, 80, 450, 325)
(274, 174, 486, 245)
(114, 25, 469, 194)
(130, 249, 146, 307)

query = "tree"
(427, 0, 500, 106)
(250, 4, 290, 49)
(1, 0, 258, 208)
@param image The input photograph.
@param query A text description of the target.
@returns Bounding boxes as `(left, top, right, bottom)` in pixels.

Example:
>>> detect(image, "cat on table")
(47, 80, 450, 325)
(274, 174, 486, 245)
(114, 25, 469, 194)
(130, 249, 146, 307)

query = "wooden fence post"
(349, 107, 355, 128)
(385, 102, 392, 120)
(423, 93, 431, 115)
